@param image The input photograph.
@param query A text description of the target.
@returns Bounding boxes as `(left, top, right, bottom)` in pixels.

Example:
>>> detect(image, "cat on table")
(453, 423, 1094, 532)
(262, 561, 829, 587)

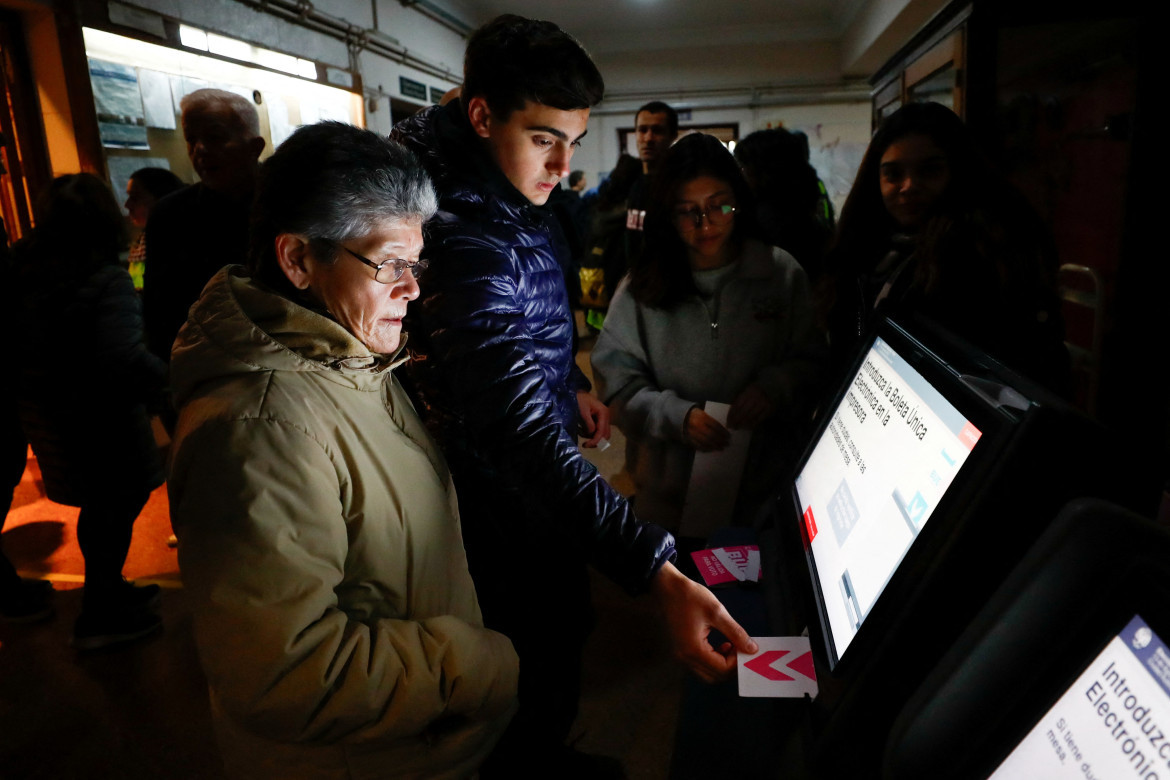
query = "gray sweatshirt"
(591, 240, 828, 534)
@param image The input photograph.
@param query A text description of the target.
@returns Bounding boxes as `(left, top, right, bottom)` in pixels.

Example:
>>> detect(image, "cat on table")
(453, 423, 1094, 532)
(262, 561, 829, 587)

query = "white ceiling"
(441, 0, 868, 54)
(419, 0, 948, 102)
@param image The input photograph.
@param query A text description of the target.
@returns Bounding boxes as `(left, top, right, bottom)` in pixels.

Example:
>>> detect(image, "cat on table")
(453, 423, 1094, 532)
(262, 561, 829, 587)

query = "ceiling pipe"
(592, 81, 872, 115)
(234, 0, 461, 85)
(397, 0, 473, 38)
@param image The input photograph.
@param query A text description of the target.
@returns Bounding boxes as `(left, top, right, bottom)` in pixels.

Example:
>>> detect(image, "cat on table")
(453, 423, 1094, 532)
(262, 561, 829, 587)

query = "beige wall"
(20, 5, 81, 176)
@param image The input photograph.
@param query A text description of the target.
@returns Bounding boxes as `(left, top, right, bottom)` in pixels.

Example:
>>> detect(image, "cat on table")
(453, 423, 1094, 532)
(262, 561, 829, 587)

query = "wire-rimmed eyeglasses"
(672, 203, 737, 232)
(330, 241, 428, 284)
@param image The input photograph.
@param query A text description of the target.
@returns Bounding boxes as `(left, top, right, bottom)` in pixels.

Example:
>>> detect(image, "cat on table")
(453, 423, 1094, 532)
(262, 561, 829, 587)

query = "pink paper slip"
(690, 545, 760, 586)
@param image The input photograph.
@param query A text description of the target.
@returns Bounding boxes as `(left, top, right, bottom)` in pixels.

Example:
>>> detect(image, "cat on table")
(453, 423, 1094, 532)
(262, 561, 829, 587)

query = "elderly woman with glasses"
(591, 132, 828, 544)
(167, 122, 518, 780)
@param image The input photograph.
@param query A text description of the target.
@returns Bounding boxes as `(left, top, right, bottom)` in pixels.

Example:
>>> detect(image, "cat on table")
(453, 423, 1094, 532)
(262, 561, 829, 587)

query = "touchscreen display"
(990, 615, 1170, 778)
(796, 335, 982, 661)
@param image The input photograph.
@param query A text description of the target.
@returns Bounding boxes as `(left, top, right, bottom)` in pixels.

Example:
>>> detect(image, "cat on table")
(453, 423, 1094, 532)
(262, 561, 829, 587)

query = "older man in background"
(143, 88, 265, 369)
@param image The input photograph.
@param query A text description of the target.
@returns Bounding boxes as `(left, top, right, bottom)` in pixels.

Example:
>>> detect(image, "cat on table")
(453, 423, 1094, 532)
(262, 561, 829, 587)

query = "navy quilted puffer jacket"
(392, 103, 675, 595)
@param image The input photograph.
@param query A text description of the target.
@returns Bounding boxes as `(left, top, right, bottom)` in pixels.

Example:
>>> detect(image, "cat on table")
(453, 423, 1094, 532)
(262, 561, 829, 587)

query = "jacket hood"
(393, 101, 535, 215)
(170, 266, 406, 408)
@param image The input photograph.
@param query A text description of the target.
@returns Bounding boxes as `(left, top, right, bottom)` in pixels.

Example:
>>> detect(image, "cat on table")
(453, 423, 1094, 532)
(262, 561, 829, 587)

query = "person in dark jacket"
(734, 127, 833, 282)
(123, 166, 184, 292)
(1, 225, 53, 623)
(580, 153, 644, 330)
(143, 89, 264, 367)
(619, 102, 679, 283)
(12, 174, 166, 648)
(392, 14, 755, 778)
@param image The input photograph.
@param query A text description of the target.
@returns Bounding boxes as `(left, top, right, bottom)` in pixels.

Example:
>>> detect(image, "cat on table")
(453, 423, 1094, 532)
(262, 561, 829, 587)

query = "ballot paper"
(738, 636, 818, 699)
(690, 545, 760, 586)
(678, 401, 751, 537)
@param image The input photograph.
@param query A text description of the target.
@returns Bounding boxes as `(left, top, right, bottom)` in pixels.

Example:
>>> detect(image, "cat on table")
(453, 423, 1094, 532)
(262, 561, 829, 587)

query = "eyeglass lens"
(374, 258, 427, 284)
(675, 203, 735, 229)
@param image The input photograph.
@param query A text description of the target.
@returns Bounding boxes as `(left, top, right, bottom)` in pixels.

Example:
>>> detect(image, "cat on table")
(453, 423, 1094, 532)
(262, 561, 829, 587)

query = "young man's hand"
(577, 390, 611, 448)
(649, 561, 757, 682)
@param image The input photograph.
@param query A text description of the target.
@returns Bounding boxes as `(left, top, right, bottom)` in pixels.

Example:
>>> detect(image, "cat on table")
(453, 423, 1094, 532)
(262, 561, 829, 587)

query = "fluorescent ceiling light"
(180, 24, 317, 80)
(178, 25, 207, 51)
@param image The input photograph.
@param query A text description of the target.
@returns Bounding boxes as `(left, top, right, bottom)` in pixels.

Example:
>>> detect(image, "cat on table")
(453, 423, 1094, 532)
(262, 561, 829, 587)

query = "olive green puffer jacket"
(168, 266, 518, 780)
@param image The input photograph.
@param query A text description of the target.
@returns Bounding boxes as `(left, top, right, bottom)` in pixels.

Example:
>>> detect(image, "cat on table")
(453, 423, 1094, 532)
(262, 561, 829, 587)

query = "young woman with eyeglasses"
(591, 132, 828, 542)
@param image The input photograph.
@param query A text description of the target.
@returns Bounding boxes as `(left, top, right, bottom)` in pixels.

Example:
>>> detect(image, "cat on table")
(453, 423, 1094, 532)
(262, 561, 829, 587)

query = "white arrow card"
(738, 636, 819, 699)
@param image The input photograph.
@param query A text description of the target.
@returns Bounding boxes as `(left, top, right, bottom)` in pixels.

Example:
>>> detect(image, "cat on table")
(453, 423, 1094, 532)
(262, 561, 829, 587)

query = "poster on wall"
(87, 58, 149, 149)
(805, 134, 865, 219)
(299, 93, 351, 127)
(267, 96, 295, 150)
(168, 74, 210, 110)
(137, 69, 176, 130)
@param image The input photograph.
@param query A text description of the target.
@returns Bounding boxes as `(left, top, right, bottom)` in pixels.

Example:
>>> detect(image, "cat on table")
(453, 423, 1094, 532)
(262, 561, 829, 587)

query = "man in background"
(621, 101, 679, 273)
(569, 169, 587, 193)
(143, 89, 264, 369)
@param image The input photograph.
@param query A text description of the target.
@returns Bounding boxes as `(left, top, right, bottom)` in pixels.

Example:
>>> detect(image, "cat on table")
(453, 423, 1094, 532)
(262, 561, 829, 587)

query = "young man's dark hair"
(635, 99, 679, 137)
(463, 14, 604, 120)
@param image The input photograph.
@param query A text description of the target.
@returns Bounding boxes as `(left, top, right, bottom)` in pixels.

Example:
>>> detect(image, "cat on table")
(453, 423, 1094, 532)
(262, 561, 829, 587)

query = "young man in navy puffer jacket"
(392, 14, 756, 777)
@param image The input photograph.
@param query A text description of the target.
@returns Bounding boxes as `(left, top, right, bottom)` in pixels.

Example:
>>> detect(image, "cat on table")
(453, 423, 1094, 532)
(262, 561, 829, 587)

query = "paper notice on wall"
(296, 91, 353, 128)
(137, 68, 175, 129)
(88, 58, 148, 149)
(678, 401, 751, 538)
(215, 83, 255, 104)
(169, 74, 209, 110)
(315, 97, 352, 125)
(298, 100, 321, 126)
(267, 96, 295, 150)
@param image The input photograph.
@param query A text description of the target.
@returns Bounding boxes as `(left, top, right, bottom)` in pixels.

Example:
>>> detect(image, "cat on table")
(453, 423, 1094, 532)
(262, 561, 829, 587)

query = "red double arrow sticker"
(744, 649, 817, 682)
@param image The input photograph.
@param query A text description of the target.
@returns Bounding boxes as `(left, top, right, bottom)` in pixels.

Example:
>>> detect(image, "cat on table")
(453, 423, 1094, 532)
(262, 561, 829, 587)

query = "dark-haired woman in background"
(822, 102, 1069, 393)
(124, 167, 184, 291)
(13, 173, 166, 647)
(592, 133, 827, 542)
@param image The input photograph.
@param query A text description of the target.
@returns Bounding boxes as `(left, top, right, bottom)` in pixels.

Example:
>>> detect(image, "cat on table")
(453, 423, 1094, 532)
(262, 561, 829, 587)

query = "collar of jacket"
(173, 266, 406, 398)
(411, 101, 550, 225)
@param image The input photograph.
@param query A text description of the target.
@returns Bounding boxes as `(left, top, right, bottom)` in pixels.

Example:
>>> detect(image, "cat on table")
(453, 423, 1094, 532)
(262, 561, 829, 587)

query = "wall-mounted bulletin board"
(83, 27, 363, 210)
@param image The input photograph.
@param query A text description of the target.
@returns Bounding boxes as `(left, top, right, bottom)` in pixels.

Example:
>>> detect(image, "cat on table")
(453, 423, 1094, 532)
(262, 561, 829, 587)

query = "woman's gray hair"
(251, 121, 437, 295)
